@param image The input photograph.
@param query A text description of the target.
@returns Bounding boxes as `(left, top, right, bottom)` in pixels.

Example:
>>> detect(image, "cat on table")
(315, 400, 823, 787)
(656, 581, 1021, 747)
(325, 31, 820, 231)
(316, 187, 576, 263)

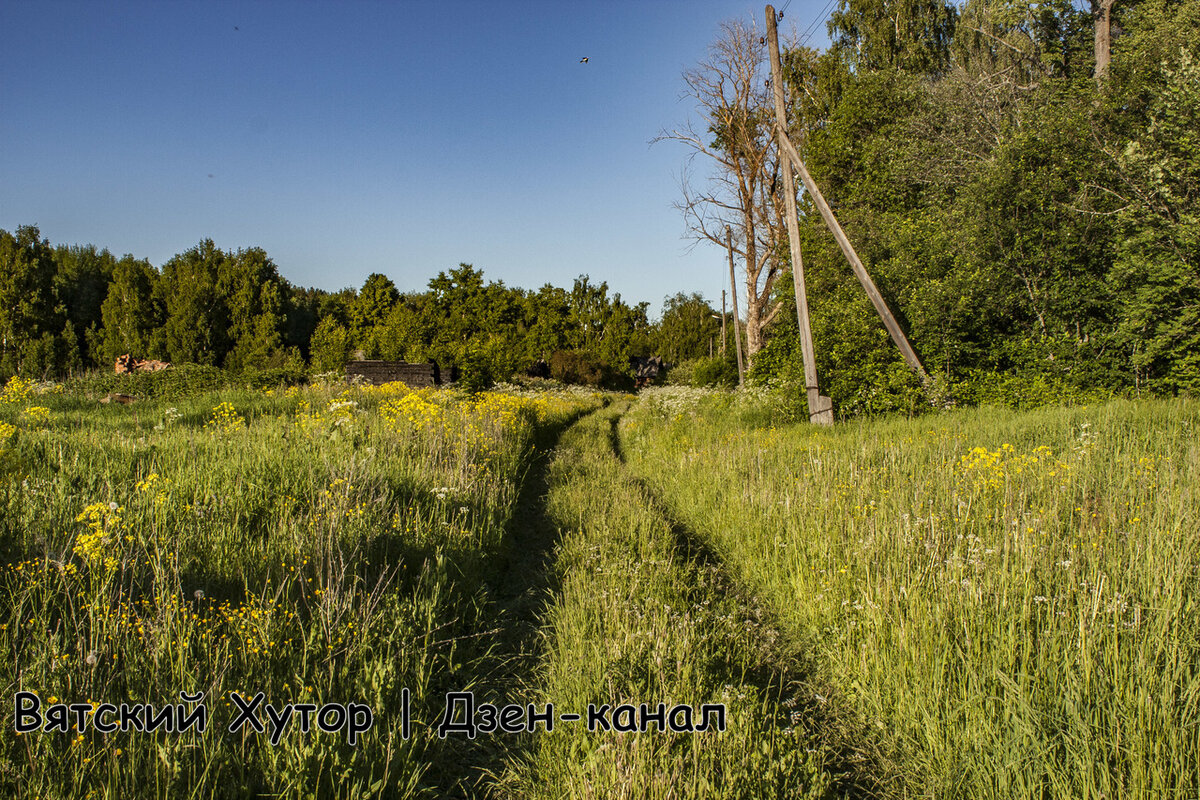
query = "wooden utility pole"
(766, 5, 833, 426)
(720, 290, 727, 357)
(774, 125, 929, 380)
(764, 11, 928, 382)
(726, 226, 745, 386)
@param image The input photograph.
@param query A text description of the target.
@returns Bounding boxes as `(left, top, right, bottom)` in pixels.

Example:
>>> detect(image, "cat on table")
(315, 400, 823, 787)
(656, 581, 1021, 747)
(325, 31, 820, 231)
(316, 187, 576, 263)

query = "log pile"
(114, 354, 171, 374)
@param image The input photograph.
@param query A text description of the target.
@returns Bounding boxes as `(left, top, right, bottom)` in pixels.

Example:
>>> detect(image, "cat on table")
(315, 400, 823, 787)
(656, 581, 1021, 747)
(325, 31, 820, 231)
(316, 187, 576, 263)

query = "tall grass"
(0, 376, 597, 798)
(505, 403, 838, 799)
(623, 390, 1200, 797)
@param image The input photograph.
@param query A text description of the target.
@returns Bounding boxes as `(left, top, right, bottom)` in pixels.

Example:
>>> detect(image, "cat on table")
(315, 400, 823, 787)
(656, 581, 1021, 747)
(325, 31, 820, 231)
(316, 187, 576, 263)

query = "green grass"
(622, 388, 1200, 798)
(5, 372, 1196, 798)
(504, 402, 840, 799)
(0, 377, 598, 798)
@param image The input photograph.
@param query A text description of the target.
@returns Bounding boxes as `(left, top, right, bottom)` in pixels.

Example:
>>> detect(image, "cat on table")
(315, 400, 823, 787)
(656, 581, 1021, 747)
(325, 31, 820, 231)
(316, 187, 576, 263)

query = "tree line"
(5, 0, 1196, 409)
(0, 226, 735, 389)
(663, 0, 1200, 413)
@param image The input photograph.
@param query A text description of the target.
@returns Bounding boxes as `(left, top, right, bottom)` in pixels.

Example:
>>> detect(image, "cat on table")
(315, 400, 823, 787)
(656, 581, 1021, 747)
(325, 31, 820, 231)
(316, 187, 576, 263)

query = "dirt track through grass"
(497, 403, 864, 799)
(620, 391, 1200, 798)
(427, 411, 586, 798)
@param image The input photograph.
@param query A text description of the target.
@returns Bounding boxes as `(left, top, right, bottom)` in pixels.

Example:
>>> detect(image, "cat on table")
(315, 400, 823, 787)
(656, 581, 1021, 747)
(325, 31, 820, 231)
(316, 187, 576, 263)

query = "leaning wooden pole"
(773, 126, 928, 381)
(766, 5, 833, 425)
(763, 14, 928, 382)
(726, 226, 746, 387)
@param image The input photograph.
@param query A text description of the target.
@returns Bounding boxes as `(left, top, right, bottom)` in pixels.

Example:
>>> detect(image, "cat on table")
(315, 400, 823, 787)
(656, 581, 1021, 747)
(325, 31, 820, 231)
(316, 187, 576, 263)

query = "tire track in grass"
(506, 403, 860, 799)
(610, 417, 885, 799)
(423, 406, 593, 798)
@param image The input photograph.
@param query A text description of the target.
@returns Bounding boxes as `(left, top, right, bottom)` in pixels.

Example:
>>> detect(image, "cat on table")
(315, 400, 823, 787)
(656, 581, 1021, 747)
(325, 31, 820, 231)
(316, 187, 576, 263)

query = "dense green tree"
(829, 0, 958, 75)
(309, 316, 353, 373)
(349, 273, 399, 345)
(523, 284, 575, 361)
(597, 297, 653, 369)
(568, 276, 614, 354)
(424, 265, 525, 384)
(98, 255, 162, 365)
(286, 286, 325, 359)
(157, 240, 230, 366)
(0, 226, 65, 377)
(221, 248, 294, 371)
(736, 0, 1200, 413)
(1112, 47, 1200, 391)
(53, 244, 116, 368)
(655, 293, 721, 363)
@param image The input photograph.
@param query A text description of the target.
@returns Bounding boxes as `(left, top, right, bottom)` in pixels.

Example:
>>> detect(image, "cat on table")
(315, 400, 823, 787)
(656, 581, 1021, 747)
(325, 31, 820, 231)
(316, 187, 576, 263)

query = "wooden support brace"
(773, 126, 929, 382)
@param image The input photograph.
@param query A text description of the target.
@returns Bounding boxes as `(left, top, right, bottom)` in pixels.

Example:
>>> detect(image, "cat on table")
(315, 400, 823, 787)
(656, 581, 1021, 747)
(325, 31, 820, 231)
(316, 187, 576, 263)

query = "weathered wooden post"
(726, 226, 746, 387)
(765, 5, 928, 385)
(766, 5, 833, 425)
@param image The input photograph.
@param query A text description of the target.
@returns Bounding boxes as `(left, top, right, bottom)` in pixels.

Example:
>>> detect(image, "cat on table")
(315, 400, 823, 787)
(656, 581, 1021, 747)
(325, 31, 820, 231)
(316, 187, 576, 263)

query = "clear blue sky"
(1, 0, 835, 316)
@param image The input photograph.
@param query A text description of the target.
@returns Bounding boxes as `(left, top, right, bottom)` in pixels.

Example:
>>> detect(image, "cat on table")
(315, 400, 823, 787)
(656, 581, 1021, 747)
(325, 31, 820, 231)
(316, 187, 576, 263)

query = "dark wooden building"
(345, 361, 454, 387)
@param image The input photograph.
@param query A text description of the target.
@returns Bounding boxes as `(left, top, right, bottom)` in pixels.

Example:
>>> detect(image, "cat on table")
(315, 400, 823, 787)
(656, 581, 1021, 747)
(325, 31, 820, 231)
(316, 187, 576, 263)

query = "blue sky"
(1, 0, 835, 316)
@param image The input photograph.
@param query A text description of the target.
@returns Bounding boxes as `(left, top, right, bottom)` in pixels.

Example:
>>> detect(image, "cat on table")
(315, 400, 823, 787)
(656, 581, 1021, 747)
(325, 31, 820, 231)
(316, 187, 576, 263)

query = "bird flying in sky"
(579, 57, 588, 63)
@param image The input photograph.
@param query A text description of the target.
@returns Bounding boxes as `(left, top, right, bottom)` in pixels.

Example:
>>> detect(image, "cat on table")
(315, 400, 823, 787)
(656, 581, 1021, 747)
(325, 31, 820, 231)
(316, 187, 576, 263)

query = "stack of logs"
(114, 354, 171, 374)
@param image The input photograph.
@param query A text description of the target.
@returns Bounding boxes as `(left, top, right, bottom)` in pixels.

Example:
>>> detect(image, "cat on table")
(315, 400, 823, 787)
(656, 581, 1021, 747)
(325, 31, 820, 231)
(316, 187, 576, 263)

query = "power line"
(797, 0, 838, 46)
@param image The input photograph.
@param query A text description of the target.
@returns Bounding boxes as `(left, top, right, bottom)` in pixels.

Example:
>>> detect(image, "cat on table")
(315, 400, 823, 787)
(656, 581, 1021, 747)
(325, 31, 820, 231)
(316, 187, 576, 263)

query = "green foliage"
(744, 0, 1200, 408)
(0, 226, 66, 378)
(66, 364, 231, 400)
(830, 0, 958, 75)
(654, 292, 720, 363)
(666, 356, 738, 388)
(220, 248, 293, 372)
(308, 316, 352, 373)
(949, 369, 1114, 409)
(157, 240, 229, 366)
(691, 355, 738, 388)
(1112, 46, 1200, 393)
(548, 350, 608, 387)
(99, 255, 161, 366)
(53, 244, 115, 368)
(348, 272, 399, 337)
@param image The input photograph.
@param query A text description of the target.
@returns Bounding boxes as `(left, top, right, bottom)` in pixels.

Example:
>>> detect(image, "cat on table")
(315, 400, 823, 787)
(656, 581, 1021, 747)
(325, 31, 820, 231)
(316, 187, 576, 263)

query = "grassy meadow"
(0, 375, 599, 797)
(1, 374, 1197, 798)
(622, 387, 1200, 798)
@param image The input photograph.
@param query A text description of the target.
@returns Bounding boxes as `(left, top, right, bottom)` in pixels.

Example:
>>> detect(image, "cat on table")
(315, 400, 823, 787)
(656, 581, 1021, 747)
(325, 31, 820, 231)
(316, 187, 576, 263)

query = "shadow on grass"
(609, 414, 888, 800)
(418, 408, 591, 799)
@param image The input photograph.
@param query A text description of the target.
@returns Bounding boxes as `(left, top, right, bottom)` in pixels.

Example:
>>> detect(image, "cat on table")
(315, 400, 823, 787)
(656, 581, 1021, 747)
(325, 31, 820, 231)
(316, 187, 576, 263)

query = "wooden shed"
(344, 360, 453, 387)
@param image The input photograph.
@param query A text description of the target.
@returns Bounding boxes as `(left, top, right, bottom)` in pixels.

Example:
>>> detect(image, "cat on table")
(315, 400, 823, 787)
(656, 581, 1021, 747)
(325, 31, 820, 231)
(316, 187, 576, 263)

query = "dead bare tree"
(656, 18, 788, 368)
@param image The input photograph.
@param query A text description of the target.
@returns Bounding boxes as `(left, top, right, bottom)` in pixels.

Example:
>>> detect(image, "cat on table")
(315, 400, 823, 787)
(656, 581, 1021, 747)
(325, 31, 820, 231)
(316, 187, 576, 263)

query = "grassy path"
(424, 409, 589, 797)
(620, 391, 1200, 798)
(0, 383, 598, 799)
(496, 402, 858, 799)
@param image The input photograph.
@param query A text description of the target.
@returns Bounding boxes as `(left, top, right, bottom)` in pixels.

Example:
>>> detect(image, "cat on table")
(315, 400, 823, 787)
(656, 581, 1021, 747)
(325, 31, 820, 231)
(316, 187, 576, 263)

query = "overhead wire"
(797, 0, 839, 46)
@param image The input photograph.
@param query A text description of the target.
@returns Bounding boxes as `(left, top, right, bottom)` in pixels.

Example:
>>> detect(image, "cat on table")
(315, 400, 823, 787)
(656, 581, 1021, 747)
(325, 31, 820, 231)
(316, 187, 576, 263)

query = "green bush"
(64, 363, 308, 400)
(547, 350, 631, 390)
(950, 371, 1116, 410)
(691, 356, 738, 388)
